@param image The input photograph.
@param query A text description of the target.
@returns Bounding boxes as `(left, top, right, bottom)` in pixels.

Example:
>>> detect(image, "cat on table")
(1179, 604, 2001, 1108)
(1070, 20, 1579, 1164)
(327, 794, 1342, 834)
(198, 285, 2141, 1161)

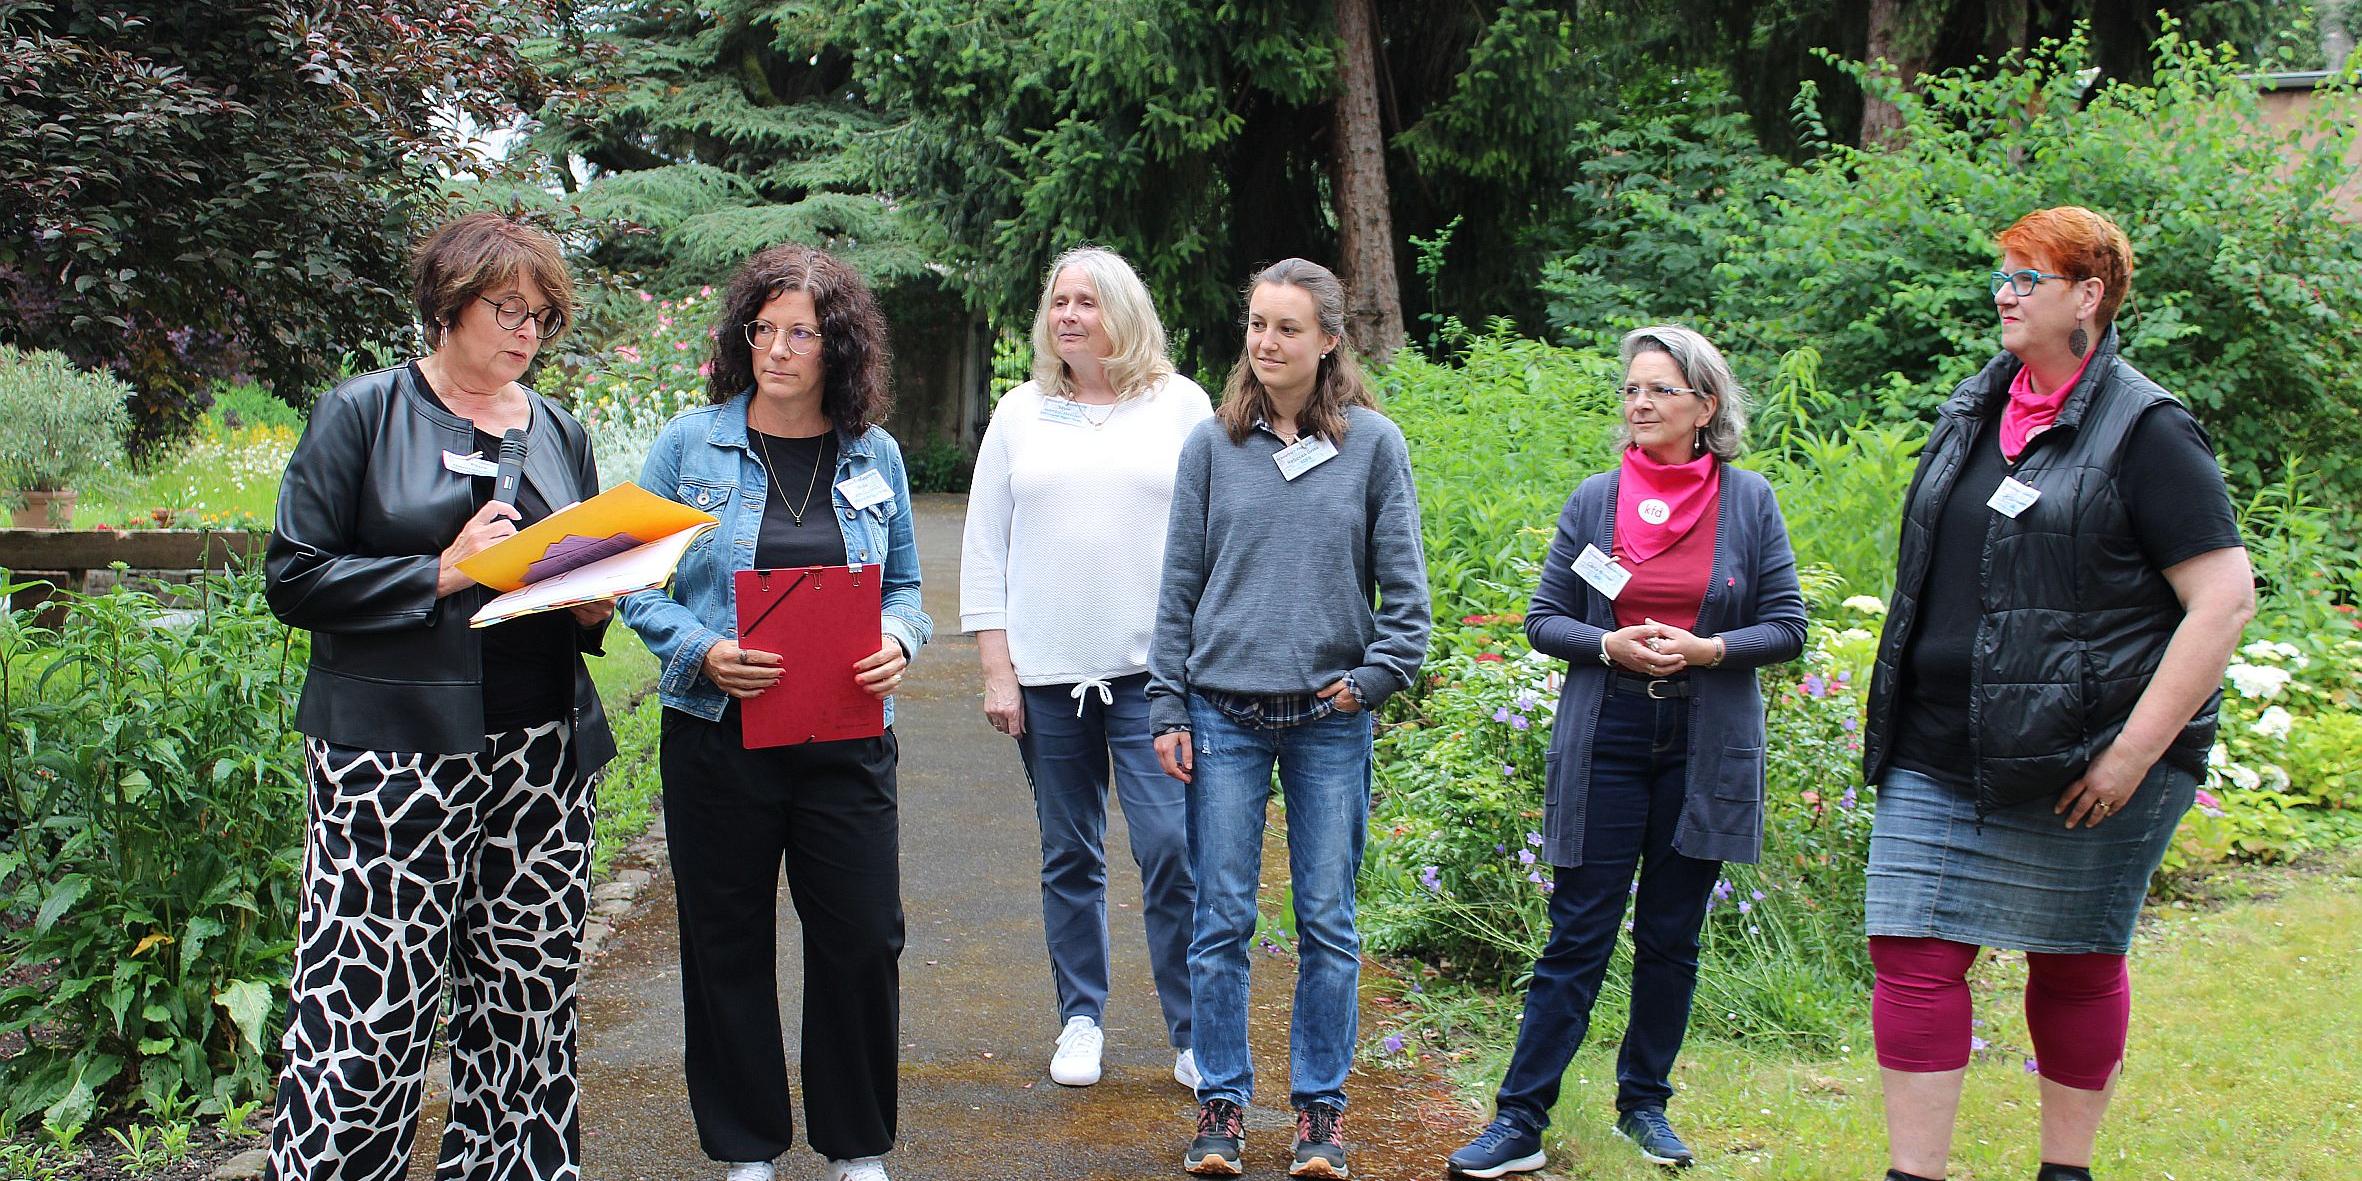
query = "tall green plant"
(0, 568, 307, 1129)
(0, 347, 130, 499)
(1543, 24, 2362, 513)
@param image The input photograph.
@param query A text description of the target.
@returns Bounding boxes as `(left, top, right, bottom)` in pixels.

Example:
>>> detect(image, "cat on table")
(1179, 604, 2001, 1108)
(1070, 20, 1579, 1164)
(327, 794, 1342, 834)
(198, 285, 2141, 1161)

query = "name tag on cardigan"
(836, 470, 893, 510)
(1573, 543, 1631, 600)
(1987, 476, 2042, 519)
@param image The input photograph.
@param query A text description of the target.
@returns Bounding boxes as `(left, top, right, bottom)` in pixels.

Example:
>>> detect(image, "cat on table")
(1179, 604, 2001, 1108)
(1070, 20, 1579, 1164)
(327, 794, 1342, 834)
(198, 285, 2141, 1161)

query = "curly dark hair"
(705, 243, 892, 434)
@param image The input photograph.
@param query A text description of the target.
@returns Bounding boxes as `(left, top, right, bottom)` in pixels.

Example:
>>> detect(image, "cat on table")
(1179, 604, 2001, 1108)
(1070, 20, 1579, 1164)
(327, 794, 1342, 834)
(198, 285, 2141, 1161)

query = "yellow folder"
(456, 481, 716, 593)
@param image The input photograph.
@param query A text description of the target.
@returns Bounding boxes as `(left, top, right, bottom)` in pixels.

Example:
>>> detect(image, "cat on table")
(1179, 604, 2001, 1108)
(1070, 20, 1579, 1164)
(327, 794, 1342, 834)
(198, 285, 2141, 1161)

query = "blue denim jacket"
(619, 392, 932, 725)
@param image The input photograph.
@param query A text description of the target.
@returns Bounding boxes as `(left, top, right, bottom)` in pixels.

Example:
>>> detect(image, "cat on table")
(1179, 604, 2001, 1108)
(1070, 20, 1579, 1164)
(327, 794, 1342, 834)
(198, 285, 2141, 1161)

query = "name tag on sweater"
(1273, 435, 1338, 481)
(1573, 544, 1631, 600)
(1038, 398, 1090, 427)
(1987, 476, 2042, 518)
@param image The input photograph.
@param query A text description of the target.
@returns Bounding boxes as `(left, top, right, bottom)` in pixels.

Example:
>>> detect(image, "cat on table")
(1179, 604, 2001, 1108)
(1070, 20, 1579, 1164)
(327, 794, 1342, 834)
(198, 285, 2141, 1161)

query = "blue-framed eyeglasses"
(1989, 269, 2073, 297)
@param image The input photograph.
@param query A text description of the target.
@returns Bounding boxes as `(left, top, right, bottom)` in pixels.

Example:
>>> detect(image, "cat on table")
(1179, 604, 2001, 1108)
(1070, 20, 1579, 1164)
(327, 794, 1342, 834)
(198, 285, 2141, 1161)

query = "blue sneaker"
(1445, 1119, 1546, 1178)
(1615, 1107, 1694, 1167)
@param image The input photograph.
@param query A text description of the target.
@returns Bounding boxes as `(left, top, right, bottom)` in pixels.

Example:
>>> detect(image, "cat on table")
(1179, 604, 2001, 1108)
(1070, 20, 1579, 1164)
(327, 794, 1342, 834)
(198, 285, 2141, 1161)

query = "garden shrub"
(0, 567, 307, 1130)
(557, 289, 719, 490)
(0, 347, 132, 505)
(1541, 28, 2362, 517)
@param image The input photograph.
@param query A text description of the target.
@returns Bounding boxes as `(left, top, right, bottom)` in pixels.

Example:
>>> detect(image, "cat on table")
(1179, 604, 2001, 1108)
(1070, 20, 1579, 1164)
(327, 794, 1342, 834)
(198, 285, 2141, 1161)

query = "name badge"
(1572, 543, 1631, 600)
(441, 449, 499, 477)
(1987, 476, 2042, 519)
(1272, 435, 1339, 481)
(1038, 398, 1090, 427)
(836, 469, 894, 511)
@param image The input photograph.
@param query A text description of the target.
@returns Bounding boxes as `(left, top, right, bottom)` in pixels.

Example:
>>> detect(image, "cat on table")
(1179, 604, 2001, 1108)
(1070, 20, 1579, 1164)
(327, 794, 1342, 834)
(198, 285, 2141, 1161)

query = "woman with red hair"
(1859, 206, 2254, 1181)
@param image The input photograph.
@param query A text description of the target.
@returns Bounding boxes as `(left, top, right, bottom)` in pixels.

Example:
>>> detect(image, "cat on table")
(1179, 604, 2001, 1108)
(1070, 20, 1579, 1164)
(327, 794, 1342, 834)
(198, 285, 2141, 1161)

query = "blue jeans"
(1493, 688, 1722, 1130)
(1015, 673, 1194, 1049)
(1185, 693, 1373, 1111)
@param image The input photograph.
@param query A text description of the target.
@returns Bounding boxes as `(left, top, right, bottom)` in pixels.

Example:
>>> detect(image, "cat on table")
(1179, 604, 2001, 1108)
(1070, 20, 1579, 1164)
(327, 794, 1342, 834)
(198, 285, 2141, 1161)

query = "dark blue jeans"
(1014, 672, 1193, 1049)
(1493, 688, 1723, 1131)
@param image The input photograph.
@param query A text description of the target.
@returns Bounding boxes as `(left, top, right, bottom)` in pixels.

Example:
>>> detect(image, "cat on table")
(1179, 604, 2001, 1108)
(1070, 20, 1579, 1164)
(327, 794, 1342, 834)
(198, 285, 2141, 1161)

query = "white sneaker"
(826, 1156, 890, 1181)
(723, 1164, 775, 1181)
(1173, 1047, 1202, 1091)
(1049, 1015, 1104, 1086)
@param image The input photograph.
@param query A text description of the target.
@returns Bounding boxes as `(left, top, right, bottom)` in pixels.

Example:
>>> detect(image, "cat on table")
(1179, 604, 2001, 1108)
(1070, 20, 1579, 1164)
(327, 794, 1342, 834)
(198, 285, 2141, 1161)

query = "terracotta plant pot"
(10, 488, 76, 528)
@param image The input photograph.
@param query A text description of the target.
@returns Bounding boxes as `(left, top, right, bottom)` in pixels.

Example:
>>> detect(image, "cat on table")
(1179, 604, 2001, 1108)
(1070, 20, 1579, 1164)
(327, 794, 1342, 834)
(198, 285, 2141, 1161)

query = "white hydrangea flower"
(2224, 761, 2262, 791)
(1842, 595, 1888, 615)
(2208, 742, 2228, 768)
(2261, 763, 2292, 791)
(2252, 705, 2295, 740)
(2223, 663, 2291, 700)
(2241, 639, 2281, 661)
(1839, 627, 1874, 644)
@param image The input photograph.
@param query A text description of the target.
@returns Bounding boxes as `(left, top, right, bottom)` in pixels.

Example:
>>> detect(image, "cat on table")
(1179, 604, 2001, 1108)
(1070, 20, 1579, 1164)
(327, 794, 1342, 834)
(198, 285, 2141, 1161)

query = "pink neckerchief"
(1999, 352, 2094, 463)
(1615, 446, 1720, 565)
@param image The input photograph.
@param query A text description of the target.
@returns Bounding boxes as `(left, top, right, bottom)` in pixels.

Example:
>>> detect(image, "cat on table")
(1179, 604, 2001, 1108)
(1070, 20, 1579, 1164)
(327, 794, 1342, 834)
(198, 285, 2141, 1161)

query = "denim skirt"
(1865, 760, 2196, 954)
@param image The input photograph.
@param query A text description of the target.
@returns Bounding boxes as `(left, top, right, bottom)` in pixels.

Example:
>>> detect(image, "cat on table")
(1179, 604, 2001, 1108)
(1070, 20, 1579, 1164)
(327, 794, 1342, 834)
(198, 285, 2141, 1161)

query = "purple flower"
(2024, 1057, 2040, 1074)
(1510, 714, 1531, 731)
(1411, 981, 1423, 993)
(1384, 1033, 1406, 1054)
(1517, 849, 1536, 866)
(1628, 880, 1639, 895)
(1738, 900, 1752, 914)
(1527, 870, 1545, 884)
(1526, 832, 1545, 847)
(1502, 763, 1516, 776)
(1419, 865, 1442, 893)
(1542, 880, 1555, 893)
(1711, 879, 1734, 901)
(1843, 717, 1858, 731)
(1839, 786, 1859, 810)
(1495, 843, 1508, 854)
(1970, 1036, 1989, 1052)
(1747, 924, 1760, 934)
(1750, 889, 1766, 901)
(1493, 707, 1512, 723)
(1802, 673, 1828, 698)
(1513, 690, 1539, 711)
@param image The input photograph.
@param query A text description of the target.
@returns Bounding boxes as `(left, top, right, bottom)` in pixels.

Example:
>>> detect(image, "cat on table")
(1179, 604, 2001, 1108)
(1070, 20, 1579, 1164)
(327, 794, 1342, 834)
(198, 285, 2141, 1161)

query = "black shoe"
(1615, 1107, 1694, 1167)
(1288, 1102, 1348, 1178)
(1184, 1098, 1245, 1176)
(1446, 1119, 1547, 1178)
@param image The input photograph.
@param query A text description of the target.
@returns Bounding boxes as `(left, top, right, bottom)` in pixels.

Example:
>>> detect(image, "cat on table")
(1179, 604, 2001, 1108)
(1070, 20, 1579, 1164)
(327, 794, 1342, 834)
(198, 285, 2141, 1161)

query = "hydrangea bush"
(554, 290, 718, 489)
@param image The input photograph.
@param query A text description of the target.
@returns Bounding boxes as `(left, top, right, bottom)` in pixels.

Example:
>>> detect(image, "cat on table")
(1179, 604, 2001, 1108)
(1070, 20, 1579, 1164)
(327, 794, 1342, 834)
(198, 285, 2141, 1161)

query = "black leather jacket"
(265, 364, 618, 769)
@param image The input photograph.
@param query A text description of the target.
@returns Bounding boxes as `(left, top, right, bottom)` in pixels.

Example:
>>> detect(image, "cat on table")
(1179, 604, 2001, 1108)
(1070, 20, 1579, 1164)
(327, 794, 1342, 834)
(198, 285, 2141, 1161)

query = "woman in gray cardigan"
(1448, 326, 1806, 1179)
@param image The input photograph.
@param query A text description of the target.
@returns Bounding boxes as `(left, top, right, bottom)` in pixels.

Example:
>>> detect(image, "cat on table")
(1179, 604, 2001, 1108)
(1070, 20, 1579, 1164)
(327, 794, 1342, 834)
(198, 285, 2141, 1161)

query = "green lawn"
(1472, 853, 2361, 1180)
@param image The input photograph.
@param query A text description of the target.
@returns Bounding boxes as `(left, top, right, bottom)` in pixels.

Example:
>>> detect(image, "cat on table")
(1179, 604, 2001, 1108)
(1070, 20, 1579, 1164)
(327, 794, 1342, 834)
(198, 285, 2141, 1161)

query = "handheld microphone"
(492, 428, 528, 506)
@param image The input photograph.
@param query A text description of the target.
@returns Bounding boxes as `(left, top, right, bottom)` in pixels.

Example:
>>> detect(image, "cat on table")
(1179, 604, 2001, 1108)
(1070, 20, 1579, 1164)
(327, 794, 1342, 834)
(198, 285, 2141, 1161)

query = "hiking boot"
(1289, 1101, 1348, 1178)
(1050, 1015, 1103, 1086)
(1615, 1106, 1694, 1167)
(1183, 1098, 1246, 1176)
(1446, 1119, 1547, 1178)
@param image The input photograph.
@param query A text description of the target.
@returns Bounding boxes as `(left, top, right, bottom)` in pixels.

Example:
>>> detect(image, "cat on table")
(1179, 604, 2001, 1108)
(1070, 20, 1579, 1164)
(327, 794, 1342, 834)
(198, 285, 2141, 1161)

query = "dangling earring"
(2069, 322, 2090, 359)
(1695, 427, 1707, 455)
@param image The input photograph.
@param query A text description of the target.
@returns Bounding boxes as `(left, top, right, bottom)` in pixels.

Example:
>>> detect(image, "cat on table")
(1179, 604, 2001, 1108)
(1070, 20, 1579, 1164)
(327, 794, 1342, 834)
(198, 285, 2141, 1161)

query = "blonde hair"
(1029, 247, 1176, 400)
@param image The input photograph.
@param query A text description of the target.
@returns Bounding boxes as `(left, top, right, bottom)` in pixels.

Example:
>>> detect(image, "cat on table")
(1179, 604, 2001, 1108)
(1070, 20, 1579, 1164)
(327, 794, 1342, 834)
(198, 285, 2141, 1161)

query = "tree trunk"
(1859, 0, 1920, 148)
(1330, 0, 1404, 364)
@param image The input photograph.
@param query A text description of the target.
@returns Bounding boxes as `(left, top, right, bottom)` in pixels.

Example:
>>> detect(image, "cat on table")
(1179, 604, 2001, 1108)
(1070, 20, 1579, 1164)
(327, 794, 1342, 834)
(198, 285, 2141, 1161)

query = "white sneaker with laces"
(1049, 1015, 1104, 1086)
(826, 1155, 890, 1181)
(1174, 1047, 1202, 1091)
(723, 1163, 775, 1181)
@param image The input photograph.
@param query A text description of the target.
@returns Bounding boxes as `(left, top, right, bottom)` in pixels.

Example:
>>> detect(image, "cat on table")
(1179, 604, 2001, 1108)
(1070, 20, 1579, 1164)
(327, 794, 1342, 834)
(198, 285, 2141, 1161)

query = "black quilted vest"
(1863, 328, 2220, 812)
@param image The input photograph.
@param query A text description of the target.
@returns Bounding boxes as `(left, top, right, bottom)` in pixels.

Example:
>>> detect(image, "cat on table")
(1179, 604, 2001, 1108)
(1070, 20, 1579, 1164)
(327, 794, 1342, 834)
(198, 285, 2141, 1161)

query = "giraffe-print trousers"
(267, 721, 591, 1181)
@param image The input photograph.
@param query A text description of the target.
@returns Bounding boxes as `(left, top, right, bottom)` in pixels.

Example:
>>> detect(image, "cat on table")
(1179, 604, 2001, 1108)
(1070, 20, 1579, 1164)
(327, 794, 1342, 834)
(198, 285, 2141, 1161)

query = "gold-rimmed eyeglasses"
(745, 322, 822, 355)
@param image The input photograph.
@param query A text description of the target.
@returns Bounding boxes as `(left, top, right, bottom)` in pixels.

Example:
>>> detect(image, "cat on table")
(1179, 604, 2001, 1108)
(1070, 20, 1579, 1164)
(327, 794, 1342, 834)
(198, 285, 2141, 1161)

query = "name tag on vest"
(1987, 476, 2042, 519)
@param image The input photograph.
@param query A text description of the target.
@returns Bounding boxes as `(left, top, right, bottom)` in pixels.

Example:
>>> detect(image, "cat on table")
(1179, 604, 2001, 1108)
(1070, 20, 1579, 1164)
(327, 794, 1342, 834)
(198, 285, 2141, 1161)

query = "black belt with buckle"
(1610, 673, 1693, 699)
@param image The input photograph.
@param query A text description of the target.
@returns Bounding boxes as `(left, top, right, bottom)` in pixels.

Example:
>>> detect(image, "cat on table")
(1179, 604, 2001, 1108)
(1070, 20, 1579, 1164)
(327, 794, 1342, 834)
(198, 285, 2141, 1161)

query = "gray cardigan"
(1147, 407, 1432, 731)
(1526, 464, 1807, 867)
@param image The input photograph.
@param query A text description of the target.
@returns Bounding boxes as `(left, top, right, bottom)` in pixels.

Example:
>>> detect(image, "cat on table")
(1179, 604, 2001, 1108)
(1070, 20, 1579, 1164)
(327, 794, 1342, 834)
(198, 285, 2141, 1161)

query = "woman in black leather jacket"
(263, 212, 617, 1181)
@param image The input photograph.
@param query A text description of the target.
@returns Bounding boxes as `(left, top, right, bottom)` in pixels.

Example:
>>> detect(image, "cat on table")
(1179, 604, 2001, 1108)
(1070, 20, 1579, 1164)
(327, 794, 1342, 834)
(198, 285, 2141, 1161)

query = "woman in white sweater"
(960, 247, 1214, 1091)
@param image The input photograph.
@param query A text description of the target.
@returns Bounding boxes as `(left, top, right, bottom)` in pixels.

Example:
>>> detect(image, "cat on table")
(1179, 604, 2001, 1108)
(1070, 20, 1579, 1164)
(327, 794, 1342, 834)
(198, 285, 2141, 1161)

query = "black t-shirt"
(1890, 405, 2244, 790)
(750, 429, 848, 570)
(464, 424, 579, 732)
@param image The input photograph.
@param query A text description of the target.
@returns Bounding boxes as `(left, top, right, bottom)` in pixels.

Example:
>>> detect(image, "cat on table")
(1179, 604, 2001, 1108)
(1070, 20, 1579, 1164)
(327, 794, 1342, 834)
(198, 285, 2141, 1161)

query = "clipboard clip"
(743, 568, 812, 635)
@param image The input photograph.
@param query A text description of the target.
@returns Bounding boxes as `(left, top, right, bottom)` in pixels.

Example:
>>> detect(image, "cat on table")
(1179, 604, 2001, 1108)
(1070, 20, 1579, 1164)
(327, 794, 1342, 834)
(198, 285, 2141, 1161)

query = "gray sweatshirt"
(1146, 406, 1432, 731)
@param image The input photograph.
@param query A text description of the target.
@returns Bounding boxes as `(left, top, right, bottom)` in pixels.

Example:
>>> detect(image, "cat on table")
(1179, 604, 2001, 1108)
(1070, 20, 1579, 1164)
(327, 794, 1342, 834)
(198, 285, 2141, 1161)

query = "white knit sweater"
(959, 375, 1215, 686)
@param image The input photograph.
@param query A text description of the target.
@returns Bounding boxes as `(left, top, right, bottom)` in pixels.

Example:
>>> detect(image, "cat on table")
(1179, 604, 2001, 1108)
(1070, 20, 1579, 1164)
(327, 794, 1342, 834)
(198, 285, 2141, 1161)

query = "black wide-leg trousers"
(660, 706, 903, 1163)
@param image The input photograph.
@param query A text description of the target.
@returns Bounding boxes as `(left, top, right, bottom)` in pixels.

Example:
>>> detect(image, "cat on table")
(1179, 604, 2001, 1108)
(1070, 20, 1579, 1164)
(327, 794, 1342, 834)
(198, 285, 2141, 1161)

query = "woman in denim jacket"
(619, 244, 930, 1181)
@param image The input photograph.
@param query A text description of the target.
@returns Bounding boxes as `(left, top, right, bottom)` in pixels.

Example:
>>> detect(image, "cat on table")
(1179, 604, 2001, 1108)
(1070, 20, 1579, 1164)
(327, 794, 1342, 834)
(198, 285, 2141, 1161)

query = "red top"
(1613, 490, 1719, 632)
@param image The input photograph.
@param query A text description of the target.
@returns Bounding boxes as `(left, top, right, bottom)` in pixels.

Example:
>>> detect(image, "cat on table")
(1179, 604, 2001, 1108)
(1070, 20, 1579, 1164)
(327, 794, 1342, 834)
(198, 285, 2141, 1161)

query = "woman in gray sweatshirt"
(1148, 258, 1431, 1179)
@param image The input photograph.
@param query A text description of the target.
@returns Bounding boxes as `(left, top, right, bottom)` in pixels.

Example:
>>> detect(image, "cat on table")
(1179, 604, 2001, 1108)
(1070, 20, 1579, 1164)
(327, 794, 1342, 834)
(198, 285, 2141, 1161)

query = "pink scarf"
(1616, 446, 1720, 565)
(1999, 353, 2093, 462)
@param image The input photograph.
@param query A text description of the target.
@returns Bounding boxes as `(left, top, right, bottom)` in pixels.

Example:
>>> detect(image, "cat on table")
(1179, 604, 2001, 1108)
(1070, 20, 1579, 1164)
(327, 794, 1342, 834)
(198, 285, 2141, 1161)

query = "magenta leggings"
(1869, 936, 2129, 1090)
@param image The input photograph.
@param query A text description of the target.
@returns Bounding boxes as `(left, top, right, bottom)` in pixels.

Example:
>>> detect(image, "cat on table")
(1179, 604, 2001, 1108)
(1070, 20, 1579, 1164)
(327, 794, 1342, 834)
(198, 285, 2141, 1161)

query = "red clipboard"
(733, 564, 885, 748)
